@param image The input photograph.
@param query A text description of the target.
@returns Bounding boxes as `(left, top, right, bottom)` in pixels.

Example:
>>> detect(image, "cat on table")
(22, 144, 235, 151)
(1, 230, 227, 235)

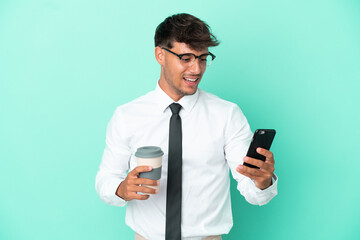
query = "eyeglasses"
(162, 48, 216, 67)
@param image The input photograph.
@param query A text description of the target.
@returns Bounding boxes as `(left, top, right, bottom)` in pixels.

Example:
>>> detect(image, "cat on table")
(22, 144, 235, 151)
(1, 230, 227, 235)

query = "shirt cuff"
(102, 178, 128, 207)
(247, 173, 278, 206)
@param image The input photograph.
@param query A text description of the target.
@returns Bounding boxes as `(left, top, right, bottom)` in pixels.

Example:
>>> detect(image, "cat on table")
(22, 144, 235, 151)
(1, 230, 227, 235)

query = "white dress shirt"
(95, 83, 278, 240)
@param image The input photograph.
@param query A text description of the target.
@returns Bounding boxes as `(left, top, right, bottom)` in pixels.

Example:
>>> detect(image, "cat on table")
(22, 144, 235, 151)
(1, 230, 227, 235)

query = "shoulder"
(198, 89, 240, 111)
(197, 89, 248, 123)
(196, 89, 250, 135)
(112, 90, 156, 117)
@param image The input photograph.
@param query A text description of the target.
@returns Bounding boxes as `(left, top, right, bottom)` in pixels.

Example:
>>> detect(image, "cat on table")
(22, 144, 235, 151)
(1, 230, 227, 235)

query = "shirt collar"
(155, 82, 199, 114)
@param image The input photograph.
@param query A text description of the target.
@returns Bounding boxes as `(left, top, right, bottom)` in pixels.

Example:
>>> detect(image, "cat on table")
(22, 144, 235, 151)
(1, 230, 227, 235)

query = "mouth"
(183, 76, 200, 86)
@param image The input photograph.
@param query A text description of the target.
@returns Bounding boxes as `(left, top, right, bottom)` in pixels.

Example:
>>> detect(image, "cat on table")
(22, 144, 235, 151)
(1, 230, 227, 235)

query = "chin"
(182, 88, 198, 96)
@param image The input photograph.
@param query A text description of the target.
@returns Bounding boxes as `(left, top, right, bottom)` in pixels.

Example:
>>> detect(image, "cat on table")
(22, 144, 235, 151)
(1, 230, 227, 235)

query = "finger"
(132, 178, 159, 187)
(237, 165, 273, 182)
(243, 157, 274, 172)
(131, 185, 158, 194)
(256, 148, 275, 164)
(236, 166, 261, 181)
(256, 148, 273, 158)
(129, 166, 153, 178)
(128, 192, 150, 200)
(243, 157, 265, 169)
(236, 165, 262, 178)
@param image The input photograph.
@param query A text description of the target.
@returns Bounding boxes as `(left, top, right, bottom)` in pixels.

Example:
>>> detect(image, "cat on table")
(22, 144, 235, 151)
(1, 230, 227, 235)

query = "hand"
(236, 148, 275, 190)
(116, 166, 159, 201)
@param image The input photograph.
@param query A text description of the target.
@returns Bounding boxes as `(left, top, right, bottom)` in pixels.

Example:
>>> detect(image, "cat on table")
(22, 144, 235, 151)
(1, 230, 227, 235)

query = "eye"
(181, 55, 192, 62)
(181, 58, 191, 62)
(200, 55, 210, 62)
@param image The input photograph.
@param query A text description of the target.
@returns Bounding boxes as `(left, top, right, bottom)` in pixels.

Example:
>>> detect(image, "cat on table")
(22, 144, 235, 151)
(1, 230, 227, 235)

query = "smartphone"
(243, 129, 276, 169)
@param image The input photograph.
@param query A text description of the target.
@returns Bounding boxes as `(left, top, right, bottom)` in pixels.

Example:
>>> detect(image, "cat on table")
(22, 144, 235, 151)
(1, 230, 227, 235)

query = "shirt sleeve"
(95, 107, 131, 207)
(224, 104, 278, 206)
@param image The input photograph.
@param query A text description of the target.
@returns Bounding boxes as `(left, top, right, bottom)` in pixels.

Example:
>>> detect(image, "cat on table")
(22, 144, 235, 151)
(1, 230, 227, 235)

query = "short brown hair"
(154, 13, 220, 51)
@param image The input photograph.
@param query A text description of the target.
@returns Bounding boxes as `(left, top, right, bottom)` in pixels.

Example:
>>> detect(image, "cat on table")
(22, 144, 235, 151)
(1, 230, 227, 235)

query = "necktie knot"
(169, 103, 182, 115)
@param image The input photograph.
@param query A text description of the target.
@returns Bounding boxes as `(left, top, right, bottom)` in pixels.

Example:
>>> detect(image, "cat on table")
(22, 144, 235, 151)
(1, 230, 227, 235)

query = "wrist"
(255, 178, 272, 190)
(116, 181, 128, 201)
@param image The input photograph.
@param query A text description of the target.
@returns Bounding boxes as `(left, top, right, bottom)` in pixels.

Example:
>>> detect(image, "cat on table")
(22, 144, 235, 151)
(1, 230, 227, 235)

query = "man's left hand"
(236, 148, 275, 190)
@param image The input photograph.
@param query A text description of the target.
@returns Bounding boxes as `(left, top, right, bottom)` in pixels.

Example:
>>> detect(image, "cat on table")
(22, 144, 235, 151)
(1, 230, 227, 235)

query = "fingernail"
(155, 190, 159, 194)
(148, 166, 152, 171)
(157, 180, 160, 185)
(243, 157, 248, 162)
(238, 166, 243, 171)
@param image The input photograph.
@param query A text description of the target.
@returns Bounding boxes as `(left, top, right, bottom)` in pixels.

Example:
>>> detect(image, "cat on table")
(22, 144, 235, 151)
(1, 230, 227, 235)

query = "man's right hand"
(116, 166, 159, 201)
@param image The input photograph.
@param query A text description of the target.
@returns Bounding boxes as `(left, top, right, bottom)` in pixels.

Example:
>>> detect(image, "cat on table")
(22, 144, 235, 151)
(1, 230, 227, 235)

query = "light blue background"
(1, 0, 359, 239)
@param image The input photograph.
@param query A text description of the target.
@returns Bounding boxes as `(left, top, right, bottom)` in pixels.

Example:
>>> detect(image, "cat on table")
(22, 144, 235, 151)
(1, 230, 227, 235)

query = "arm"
(95, 108, 130, 206)
(224, 105, 278, 206)
(95, 108, 159, 206)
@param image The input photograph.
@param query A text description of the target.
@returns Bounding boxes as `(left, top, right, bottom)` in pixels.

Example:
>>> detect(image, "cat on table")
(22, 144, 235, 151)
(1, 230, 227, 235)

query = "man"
(95, 13, 278, 240)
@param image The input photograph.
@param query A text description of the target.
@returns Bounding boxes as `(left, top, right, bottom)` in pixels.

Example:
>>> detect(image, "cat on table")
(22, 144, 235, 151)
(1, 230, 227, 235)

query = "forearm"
(237, 173, 278, 206)
(95, 107, 131, 206)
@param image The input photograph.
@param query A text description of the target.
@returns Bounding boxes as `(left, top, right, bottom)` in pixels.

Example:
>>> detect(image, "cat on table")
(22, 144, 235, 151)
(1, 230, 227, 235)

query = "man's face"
(158, 42, 208, 101)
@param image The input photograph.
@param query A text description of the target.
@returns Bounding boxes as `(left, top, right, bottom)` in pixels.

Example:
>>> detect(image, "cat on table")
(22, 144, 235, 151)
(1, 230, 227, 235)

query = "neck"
(158, 73, 183, 102)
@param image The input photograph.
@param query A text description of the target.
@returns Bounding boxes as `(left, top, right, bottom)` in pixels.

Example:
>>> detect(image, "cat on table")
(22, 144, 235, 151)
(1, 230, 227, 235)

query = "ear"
(155, 46, 165, 65)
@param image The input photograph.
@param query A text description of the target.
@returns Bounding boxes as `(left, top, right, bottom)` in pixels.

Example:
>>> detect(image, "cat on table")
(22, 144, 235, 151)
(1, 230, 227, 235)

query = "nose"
(188, 58, 203, 74)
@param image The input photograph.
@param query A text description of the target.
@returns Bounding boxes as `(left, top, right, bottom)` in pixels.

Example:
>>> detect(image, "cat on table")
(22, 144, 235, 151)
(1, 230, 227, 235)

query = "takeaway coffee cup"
(135, 146, 164, 192)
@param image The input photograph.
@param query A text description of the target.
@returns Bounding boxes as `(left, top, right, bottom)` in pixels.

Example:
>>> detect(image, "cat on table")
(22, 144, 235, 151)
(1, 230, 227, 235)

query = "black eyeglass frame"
(161, 47, 216, 64)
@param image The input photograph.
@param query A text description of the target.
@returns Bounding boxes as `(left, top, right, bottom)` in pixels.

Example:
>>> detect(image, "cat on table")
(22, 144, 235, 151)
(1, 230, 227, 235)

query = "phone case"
(243, 129, 276, 169)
